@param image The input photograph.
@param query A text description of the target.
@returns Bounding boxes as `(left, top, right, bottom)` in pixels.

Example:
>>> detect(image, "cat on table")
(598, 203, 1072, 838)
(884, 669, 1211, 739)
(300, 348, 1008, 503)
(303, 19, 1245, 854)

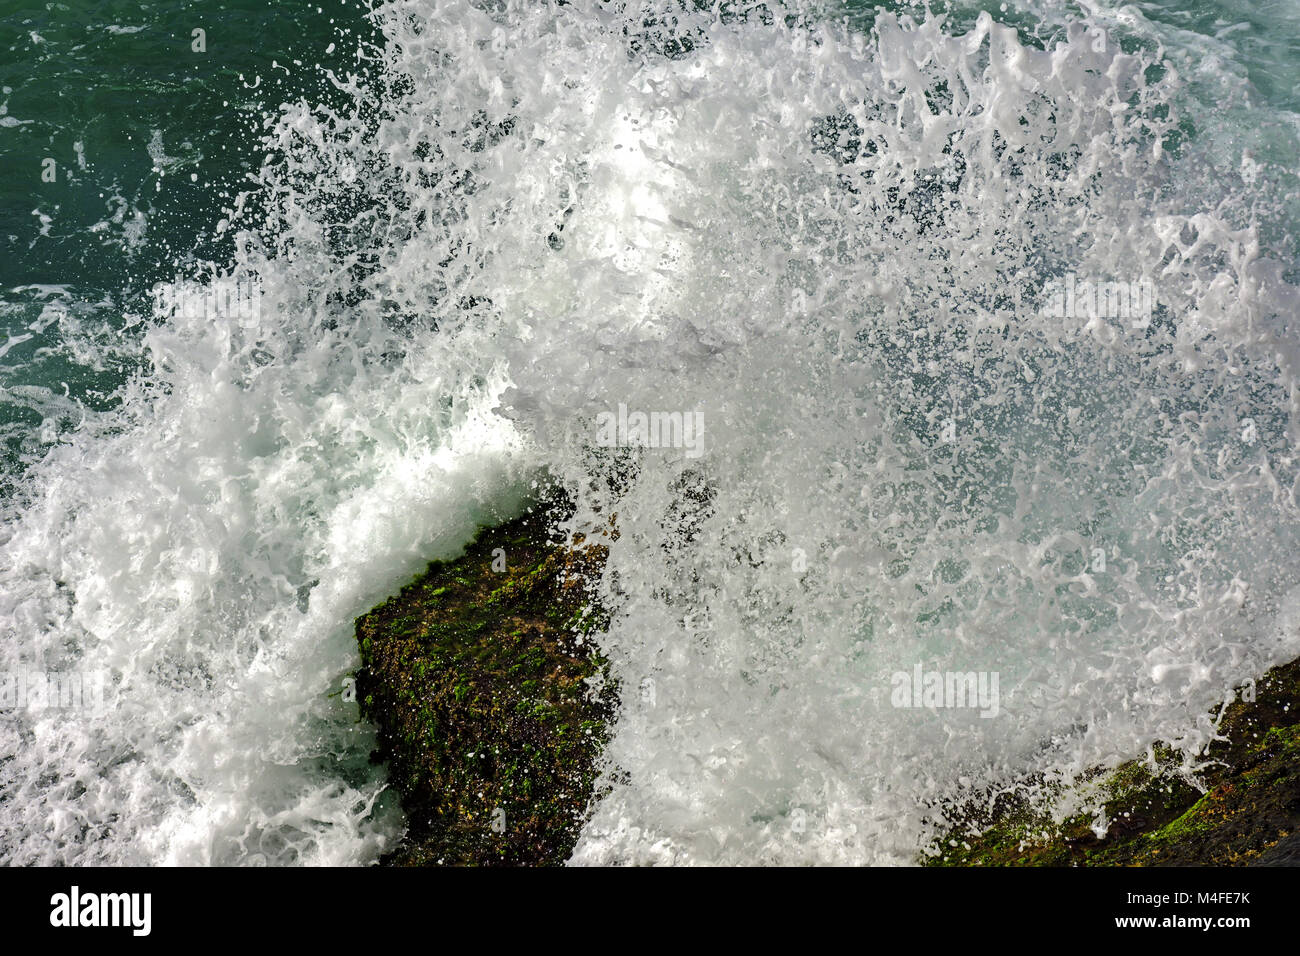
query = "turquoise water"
(2, 0, 1299, 865)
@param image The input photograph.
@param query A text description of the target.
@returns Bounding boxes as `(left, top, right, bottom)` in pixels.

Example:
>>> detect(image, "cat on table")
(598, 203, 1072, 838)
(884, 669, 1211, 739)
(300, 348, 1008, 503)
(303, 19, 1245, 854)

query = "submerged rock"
(924, 657, 1300, 866)
(354, 496, 617, 865)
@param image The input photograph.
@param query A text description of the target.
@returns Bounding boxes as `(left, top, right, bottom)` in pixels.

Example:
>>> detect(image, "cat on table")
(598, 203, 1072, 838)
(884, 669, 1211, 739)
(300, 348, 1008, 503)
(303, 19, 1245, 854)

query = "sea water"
(2, 0, 1299, 865)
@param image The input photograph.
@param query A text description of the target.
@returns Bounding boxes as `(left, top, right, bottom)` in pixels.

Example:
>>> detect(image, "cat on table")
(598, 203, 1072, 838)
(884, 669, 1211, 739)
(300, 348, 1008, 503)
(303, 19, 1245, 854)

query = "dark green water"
(0, 0, 378, 482)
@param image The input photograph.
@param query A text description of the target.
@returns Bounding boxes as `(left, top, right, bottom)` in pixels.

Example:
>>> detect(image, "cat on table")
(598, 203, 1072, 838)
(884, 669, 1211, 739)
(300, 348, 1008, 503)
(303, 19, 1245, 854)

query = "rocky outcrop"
(924, 657, 1300, 866)
(354, 495, 617, 865)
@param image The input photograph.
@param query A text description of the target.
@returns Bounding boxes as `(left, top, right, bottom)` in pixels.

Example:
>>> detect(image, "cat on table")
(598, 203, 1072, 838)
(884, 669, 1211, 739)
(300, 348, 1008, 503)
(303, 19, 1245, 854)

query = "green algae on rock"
(923, 657, 1300, 866)
(354, 497, 617, 865)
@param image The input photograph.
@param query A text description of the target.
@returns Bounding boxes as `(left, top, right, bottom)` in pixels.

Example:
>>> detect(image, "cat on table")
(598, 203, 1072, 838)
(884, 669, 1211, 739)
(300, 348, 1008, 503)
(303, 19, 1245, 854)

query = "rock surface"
(925, 657, 1300, 866)
(355, 497, 616, 865)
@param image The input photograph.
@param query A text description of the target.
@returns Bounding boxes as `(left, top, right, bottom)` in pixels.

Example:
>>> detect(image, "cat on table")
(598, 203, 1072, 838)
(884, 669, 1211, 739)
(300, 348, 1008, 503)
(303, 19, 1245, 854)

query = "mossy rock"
(924, 656, 1300, 866)
(354, 493, 618, 865)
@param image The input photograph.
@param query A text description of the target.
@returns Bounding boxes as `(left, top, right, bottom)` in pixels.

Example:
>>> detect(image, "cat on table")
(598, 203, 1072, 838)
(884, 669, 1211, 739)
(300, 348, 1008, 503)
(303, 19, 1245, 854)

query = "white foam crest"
(0, 260, 537, 863)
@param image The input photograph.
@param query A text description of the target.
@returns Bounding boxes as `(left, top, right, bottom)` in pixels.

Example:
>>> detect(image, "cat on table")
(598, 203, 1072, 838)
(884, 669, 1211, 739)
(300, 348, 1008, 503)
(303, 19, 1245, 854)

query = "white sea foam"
(2, 0, 1299, 865)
